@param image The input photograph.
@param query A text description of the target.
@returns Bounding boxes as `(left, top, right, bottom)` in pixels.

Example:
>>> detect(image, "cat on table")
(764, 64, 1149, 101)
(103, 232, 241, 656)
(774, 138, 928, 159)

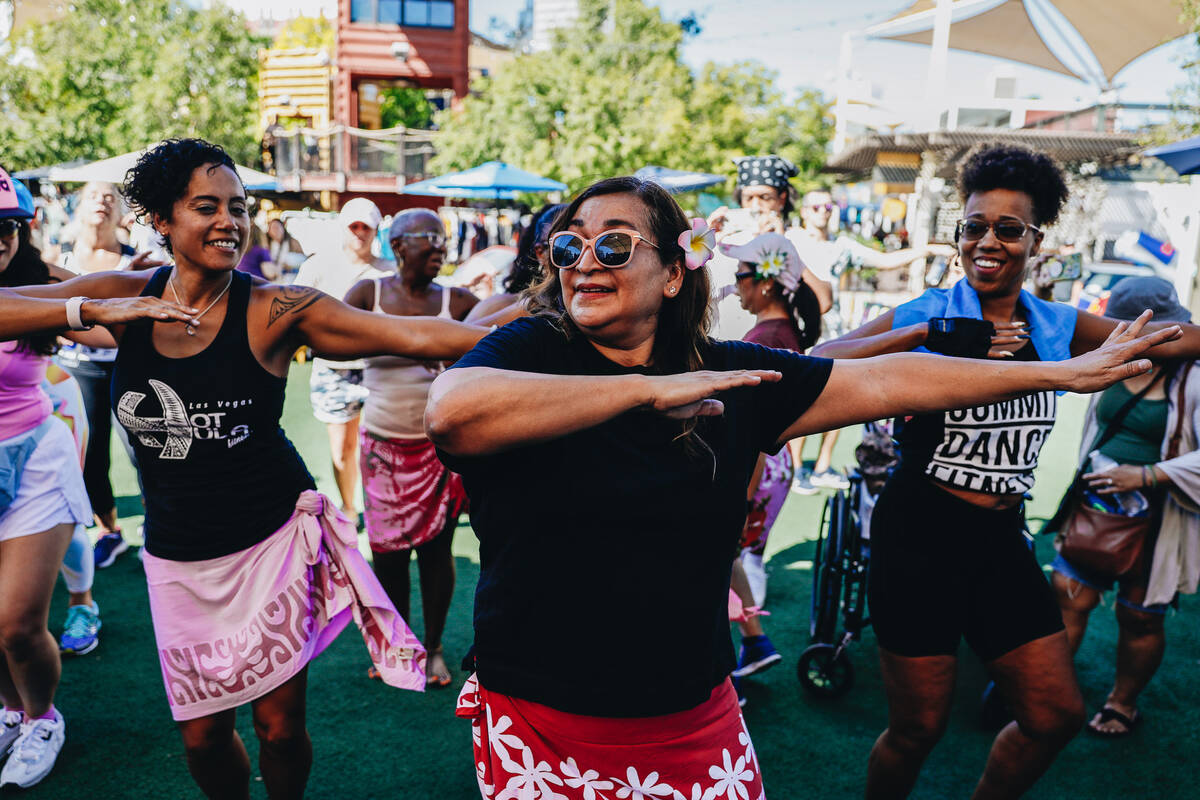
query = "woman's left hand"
(1061, 311, 1181, 394)
(1083, 465, 1145, 495)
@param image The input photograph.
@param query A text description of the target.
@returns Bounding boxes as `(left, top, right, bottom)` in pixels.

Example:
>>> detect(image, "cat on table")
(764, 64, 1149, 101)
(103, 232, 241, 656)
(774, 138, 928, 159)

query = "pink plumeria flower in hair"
(677, 217, 716, 270)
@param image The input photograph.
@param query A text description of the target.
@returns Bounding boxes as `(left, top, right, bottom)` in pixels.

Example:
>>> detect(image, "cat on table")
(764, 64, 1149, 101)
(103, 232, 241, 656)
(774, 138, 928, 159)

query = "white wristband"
(65, 296, 94, 331)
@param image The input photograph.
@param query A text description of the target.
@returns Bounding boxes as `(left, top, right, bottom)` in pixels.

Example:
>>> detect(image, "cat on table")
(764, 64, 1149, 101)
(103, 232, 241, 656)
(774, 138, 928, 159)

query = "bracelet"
(1141, 465, 1152, 488)
(1149, 464, 1160, 489)
(64, 296, 94, 331)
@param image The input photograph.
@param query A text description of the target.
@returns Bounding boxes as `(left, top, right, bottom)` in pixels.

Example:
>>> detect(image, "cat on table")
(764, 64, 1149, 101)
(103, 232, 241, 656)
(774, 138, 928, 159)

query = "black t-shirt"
(439, 316, 832, 716)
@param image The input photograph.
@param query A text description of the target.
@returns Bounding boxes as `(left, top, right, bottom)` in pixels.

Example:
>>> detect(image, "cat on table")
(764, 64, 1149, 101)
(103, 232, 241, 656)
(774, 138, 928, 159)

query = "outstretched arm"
(426, 367, 782, 456)
(0, 273, 198, 341)
(783, 312, 1179, 441)
(275, 285, 491, 361)
(1072, 307, 1200, 360)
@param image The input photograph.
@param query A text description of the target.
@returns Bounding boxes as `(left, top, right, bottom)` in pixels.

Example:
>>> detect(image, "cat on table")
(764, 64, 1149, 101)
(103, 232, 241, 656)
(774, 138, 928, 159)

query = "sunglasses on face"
(807, 203, 835, 213)
(549, 229, 659, 270)
(0, 219, 21, 239)
(394, 232, 446, 248)
(735, 270, 757, 280)
(955, 218, 1040, 243)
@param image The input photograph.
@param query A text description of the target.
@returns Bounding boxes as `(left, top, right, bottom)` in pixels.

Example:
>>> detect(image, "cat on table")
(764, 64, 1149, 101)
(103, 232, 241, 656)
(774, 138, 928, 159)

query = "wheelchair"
(798, 468, 873, 698)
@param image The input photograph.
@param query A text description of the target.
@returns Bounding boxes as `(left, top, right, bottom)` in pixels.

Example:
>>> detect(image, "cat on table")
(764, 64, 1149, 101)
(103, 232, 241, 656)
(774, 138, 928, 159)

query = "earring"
(668, 286, 677, 295)
(761, 288, 769, 296)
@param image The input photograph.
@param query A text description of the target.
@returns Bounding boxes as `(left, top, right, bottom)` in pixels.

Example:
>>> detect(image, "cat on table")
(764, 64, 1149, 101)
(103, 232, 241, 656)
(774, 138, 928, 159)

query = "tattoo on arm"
(267, 286, 324, 328)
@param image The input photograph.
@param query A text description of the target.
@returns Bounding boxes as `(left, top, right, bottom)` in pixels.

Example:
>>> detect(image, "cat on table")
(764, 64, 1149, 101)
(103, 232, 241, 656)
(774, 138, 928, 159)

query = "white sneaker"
(0, 712, 65, 788)
(0, 709, 21, 757)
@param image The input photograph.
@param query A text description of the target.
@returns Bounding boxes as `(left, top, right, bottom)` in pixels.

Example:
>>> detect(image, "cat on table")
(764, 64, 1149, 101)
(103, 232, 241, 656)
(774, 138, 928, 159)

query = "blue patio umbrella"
(1145, 135, 1200, 176)
(401, 161, 566, 199)
(633, 166, 728, 194)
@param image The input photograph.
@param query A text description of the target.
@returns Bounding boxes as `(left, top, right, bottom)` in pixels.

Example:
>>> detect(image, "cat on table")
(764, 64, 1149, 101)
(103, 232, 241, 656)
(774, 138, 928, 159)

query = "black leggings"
(60, 358, 142, 517)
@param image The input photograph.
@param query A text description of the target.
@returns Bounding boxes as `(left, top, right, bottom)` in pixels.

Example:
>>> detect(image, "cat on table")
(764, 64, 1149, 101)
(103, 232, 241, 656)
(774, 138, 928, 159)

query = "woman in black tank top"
(0, 139, 487, 799)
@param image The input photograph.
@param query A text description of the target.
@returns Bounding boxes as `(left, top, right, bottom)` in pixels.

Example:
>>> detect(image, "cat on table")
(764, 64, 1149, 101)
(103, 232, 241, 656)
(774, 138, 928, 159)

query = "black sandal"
(1087, 706, 1142, 738)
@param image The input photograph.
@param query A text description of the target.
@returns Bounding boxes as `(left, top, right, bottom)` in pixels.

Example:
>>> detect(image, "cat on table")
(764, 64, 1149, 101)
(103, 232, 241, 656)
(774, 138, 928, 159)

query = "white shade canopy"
(872, 0, 1190, 86)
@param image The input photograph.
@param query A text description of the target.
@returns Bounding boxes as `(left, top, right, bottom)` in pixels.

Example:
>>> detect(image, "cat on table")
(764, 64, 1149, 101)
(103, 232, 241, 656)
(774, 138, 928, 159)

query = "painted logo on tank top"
(925, 391, 1056, 494)
(117, 379, 252, 460)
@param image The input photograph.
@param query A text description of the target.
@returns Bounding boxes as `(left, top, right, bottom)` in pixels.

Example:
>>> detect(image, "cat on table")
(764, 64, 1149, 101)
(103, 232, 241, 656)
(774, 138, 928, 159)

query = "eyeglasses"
(549, 229, 659, 269)
(394, 232, 446, 248)
(955, 218, 1040, 243)
(0, 219, 20, 239)
(807, 203, 835, 213)
(734, 270, 757, 280)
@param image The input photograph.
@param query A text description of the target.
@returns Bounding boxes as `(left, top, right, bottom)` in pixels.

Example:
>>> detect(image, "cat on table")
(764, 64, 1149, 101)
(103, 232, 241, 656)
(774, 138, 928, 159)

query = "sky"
(230, 1, 1195, 116)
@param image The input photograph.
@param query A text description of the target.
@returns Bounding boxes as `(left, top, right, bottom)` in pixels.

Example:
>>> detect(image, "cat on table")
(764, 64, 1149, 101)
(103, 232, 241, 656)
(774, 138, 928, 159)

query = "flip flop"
(366, 666, 381, 680)
(1087, 706, 1141, 737)
(426, 671, 453, 688)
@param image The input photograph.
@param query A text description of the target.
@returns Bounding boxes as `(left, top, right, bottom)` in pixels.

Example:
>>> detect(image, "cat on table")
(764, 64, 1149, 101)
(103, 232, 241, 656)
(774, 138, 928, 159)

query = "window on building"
(350, 0, 455, 28)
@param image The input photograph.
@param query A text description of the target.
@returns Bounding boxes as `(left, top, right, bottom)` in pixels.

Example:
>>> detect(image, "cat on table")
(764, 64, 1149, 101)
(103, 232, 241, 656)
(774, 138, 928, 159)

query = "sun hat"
(337, 197, 382, 230)
(0, 168, 36, 220)
(1104, 275, 1191, 323)
(718, 232, 805, 292)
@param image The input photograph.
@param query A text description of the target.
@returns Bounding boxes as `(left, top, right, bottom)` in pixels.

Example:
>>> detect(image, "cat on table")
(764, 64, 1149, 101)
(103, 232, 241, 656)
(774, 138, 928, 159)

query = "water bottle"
(1088, 451, 1150, 517)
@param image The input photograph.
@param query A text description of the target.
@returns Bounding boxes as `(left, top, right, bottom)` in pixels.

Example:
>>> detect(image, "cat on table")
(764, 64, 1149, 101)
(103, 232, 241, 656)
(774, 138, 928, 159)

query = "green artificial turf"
(31, 369, 1198, 798)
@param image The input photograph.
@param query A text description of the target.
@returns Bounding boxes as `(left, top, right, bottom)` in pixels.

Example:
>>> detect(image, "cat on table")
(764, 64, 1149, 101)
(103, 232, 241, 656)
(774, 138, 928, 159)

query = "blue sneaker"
(93, 532, 128, 568)
(732, 675, 747, 708)
(59, 603, 100, 655)
(732, 635, 782, 678)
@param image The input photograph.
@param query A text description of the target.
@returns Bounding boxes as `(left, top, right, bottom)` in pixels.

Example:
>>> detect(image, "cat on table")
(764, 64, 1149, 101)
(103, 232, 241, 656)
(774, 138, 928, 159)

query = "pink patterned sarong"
(143, 490, 427, 721)
(360, 430, 468, 552)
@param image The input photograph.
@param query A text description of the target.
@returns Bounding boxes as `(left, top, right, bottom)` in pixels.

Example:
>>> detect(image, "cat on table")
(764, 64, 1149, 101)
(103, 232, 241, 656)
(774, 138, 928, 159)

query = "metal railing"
(271, 125, 438, 181)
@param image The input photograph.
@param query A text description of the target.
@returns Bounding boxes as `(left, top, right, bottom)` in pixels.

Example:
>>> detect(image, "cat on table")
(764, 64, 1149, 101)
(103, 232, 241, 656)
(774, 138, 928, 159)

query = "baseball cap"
(0, 168, 36, 220)
(718, 232, 805, 292)
(338, 197, 382, 230)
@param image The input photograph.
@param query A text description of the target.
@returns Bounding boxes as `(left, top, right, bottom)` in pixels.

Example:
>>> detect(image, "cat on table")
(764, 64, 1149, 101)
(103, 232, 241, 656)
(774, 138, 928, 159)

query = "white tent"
(48, 150, 278, 191)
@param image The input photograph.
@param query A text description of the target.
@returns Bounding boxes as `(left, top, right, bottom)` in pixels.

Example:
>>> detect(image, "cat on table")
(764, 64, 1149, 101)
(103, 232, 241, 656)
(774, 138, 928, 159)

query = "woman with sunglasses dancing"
(344, 208, 478, 688)
(812, 143, 1200, 799)
(0, 139, 489, 799)
(425, 174, 1176, 799)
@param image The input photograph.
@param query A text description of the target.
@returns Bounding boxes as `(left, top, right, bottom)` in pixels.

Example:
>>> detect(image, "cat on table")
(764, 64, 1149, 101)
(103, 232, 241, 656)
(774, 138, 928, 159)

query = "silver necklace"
(169, 270, 233, 336)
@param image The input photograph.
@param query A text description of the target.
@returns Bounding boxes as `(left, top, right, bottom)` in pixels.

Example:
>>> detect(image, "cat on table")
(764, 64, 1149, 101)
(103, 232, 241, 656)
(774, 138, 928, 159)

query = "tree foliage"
(0, 0, 265, 170)
(432, 0, 831, 194)
(1149, 0, 1200, 142)
(272, 14, 334, 52)
(380, 87, 434, 130)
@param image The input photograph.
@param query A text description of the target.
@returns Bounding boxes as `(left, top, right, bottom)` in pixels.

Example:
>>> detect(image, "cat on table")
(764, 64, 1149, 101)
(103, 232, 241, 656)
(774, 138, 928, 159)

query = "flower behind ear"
(677, 218, 716, 270)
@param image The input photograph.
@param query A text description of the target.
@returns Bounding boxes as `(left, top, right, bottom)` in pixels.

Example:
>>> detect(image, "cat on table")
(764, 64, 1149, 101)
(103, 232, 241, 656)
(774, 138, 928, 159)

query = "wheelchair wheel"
(809, 492, 846, 643)
(797, 643, 855, 698)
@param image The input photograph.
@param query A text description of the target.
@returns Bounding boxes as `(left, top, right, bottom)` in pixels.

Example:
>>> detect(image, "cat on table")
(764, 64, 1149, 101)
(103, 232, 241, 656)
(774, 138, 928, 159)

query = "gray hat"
(1105, 276, 1191, 323)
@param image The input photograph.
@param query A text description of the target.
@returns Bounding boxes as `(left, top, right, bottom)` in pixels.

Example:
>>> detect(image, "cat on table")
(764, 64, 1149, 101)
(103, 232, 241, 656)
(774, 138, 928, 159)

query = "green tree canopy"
(432, 0, 831, 194)
(0, 0, 264, 171)
(272, 14, 334, 52)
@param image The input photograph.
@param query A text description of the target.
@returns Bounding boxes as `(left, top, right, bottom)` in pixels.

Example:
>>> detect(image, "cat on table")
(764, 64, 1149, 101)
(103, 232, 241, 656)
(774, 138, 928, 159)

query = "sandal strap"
(1095, 706, 1139, 730)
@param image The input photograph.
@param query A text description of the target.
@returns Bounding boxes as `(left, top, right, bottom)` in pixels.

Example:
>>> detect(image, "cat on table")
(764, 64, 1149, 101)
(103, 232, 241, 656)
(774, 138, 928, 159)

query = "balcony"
(269, 125, 437, 194)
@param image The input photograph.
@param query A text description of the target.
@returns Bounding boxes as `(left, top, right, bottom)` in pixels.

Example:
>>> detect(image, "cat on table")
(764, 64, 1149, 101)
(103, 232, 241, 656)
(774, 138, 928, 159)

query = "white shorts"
(0, 418, 93, 542)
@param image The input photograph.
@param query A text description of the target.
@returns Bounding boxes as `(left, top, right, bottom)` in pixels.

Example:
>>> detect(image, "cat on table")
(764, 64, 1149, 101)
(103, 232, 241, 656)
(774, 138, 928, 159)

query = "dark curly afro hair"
(122, 138, 240, 253)
(957, 143, 1069, 228)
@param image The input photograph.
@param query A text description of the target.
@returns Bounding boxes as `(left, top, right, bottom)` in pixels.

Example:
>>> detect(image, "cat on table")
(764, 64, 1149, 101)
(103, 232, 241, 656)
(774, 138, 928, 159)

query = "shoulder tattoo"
(267, 286, 324, 328)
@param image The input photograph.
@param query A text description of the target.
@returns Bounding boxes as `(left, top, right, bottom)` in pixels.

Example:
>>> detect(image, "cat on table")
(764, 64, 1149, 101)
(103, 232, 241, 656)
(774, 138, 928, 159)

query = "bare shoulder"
(255, 283, 329, 328)
(449, 285, 480, 316)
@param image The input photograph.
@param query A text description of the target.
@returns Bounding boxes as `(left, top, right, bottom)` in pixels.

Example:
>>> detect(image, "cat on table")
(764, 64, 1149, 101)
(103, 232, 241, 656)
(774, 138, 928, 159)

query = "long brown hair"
(525, 177, 712, 374)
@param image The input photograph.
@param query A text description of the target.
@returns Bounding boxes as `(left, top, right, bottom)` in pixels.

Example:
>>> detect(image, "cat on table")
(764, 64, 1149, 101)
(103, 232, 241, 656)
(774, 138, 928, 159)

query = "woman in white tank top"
(343, 208, 479, 688)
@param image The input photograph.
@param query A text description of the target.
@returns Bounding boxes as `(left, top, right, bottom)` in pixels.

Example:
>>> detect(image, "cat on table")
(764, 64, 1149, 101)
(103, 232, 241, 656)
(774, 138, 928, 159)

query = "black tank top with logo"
(112, 268, 316, 561)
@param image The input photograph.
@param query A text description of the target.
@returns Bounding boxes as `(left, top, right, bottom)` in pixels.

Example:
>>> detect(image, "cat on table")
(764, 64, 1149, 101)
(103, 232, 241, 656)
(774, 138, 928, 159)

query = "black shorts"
(868, 470, 1064, 662)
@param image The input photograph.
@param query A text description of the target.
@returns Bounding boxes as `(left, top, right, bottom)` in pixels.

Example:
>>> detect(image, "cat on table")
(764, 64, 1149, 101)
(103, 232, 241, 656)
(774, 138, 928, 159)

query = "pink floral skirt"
(360, 430, 468, 552)
(456, 674, 766, 800)
(143, 491, 427, 721)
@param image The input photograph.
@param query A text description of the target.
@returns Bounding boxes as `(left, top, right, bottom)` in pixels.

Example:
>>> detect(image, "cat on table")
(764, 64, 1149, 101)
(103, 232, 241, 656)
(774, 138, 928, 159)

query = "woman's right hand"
(645, 370, 782, 419)
(82, 296, 200, 328)
(988, 321, 1030, 358)
(706, 206, 730, 235)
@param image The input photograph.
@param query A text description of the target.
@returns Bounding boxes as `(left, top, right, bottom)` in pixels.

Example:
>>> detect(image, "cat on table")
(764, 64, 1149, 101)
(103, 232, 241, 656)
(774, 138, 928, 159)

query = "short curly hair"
(957, 143, 1069, 228)
(123, 138, 240, 253)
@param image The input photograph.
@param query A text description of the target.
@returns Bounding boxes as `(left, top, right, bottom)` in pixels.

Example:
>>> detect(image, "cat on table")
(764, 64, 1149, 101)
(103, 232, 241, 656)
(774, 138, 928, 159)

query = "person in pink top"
(0, 167, 92, 789)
